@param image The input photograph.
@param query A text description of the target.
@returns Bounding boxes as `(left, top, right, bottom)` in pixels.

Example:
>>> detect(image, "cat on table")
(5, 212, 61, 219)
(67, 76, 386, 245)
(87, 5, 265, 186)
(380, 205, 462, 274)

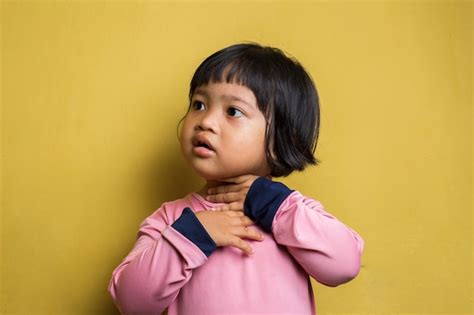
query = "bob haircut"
(178, 41, 321, 177)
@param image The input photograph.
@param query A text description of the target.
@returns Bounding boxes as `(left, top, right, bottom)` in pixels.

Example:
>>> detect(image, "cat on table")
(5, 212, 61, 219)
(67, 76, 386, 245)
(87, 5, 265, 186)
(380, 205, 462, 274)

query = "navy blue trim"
(243, 177, 294, 233)
(171, 207, 217, 257)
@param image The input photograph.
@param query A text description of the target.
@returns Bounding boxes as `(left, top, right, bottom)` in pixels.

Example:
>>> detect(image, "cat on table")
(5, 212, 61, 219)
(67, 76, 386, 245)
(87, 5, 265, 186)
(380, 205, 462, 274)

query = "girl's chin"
(191, 168, 225, 181)
(191, 166, 241, 181)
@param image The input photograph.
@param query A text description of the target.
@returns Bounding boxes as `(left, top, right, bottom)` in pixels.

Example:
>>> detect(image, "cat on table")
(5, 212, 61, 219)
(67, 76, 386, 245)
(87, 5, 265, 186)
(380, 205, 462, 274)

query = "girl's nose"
(196, 110, 218, 132)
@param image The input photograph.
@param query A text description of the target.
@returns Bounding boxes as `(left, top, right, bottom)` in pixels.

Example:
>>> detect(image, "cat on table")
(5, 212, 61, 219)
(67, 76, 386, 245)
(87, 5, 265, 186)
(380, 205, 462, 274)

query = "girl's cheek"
(182, 116, 192, 130)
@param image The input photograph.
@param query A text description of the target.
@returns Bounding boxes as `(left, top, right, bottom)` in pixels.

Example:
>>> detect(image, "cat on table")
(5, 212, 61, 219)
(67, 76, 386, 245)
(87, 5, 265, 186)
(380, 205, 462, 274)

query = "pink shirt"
(108, 181, 364, 315)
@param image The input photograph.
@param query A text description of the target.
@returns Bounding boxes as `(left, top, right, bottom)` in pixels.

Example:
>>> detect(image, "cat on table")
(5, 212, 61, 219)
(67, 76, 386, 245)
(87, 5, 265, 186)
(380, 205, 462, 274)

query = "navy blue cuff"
(171, 207, 217, 257)
(243, 177, 294, 233)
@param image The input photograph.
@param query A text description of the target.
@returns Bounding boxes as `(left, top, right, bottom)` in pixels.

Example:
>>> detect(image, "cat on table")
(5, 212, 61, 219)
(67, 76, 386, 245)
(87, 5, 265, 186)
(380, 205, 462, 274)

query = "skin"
(179, 81, 273, 255)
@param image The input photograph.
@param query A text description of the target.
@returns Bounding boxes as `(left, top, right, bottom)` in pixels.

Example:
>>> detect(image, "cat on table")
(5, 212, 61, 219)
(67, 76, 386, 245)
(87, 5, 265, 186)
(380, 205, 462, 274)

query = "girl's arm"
(108, 206, 217, 314)
(244, 177, 365, 287)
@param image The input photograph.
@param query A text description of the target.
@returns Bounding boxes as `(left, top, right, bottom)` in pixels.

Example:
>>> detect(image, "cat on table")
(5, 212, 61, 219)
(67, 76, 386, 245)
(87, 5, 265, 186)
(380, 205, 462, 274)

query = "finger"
(229, 214, 251, 226)
(240, 215, 256, 226)
(211, 204, 224, 212)
(230, 236, 254, 256)
(211, 204, 229, 211)
(217, 202, 244, 212)
(225, 210, 244, 217)
(207, 184, 241, 195)
(239, 226, 265, 241)
(244, 227, 265, 241)
(206, 192, 241, 203)
(231, 201, 244, 212)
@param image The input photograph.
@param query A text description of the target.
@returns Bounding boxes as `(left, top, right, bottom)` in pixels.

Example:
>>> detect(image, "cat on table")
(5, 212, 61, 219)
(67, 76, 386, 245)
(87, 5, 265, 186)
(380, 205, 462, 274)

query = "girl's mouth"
(193, 145, 215, 157)
(192, 135, 216, 157)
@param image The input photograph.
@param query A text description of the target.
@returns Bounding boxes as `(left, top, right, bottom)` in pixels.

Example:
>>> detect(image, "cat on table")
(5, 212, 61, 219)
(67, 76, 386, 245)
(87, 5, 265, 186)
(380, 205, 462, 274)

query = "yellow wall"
(1, 1, 472, 314)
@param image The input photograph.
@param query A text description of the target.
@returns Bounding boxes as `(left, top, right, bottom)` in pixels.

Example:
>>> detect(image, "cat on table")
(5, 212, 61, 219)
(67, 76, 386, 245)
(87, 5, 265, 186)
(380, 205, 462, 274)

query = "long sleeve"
(108, 206, 217, 315)
(244, 177, 365, 287)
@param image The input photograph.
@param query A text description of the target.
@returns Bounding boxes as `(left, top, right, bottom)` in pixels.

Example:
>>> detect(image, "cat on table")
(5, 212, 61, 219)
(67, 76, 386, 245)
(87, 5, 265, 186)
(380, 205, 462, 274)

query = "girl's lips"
(193, 134, 215, 151)
(193, 146, 215, 157)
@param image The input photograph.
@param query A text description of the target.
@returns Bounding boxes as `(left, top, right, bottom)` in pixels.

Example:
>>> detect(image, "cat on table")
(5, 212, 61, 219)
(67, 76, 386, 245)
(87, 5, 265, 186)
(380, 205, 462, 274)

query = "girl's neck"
(195, 179, 230, 198)
(195, 175, 272, 198)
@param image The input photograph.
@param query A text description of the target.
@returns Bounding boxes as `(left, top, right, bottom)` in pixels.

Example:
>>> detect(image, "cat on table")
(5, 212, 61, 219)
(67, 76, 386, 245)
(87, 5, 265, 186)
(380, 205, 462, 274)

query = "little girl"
(108, 42, 365, 315)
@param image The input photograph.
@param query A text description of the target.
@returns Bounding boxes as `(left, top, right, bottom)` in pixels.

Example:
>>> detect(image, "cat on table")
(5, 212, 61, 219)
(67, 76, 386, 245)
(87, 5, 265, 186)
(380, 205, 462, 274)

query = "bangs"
(188, 44, 283, 116)
(189, 60, 247, 97)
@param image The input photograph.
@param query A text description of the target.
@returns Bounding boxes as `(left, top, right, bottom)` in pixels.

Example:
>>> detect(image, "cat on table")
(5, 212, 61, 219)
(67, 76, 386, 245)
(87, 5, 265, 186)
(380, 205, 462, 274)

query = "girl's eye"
(192, 101, 205, 111)
(228, 107, 243, 117)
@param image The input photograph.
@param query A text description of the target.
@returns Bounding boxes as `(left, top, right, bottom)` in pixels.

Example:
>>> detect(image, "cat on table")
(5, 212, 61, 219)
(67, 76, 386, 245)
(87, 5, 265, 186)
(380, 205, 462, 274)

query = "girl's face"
(180, 81, 271, 180)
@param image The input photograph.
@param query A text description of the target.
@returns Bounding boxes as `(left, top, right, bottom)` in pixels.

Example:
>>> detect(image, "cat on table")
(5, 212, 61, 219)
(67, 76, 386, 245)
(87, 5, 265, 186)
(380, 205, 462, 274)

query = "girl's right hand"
(195, 210, 265, 255)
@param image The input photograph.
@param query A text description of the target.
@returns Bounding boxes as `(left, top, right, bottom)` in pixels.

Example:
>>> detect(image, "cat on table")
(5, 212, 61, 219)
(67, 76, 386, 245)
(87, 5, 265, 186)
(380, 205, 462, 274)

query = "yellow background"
(1, 1, 472, 314)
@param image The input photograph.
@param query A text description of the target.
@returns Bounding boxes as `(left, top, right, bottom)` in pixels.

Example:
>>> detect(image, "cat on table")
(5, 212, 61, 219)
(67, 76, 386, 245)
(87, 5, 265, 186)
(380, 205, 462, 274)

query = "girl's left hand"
(205, 174, 271, 212)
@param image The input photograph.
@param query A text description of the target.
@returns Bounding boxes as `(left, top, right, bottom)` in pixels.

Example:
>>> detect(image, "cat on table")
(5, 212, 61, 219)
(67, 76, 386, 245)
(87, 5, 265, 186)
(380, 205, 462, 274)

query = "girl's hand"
(205, 174, 271, 212)
(195, 210, 265, 255)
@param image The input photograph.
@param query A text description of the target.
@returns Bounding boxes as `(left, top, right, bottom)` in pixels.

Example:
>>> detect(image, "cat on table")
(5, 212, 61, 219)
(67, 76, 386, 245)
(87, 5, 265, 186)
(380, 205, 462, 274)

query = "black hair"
(177, 41, 321, 177)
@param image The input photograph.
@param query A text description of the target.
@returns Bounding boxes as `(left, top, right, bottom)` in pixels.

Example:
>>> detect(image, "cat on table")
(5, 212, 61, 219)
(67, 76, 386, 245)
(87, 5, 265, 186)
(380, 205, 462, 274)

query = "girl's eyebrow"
(194, 89, 254, 109)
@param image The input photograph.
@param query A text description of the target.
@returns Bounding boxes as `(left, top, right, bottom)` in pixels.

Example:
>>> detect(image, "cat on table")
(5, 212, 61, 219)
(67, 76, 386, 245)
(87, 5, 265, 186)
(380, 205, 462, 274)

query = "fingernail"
(260, 234, 265, 240)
